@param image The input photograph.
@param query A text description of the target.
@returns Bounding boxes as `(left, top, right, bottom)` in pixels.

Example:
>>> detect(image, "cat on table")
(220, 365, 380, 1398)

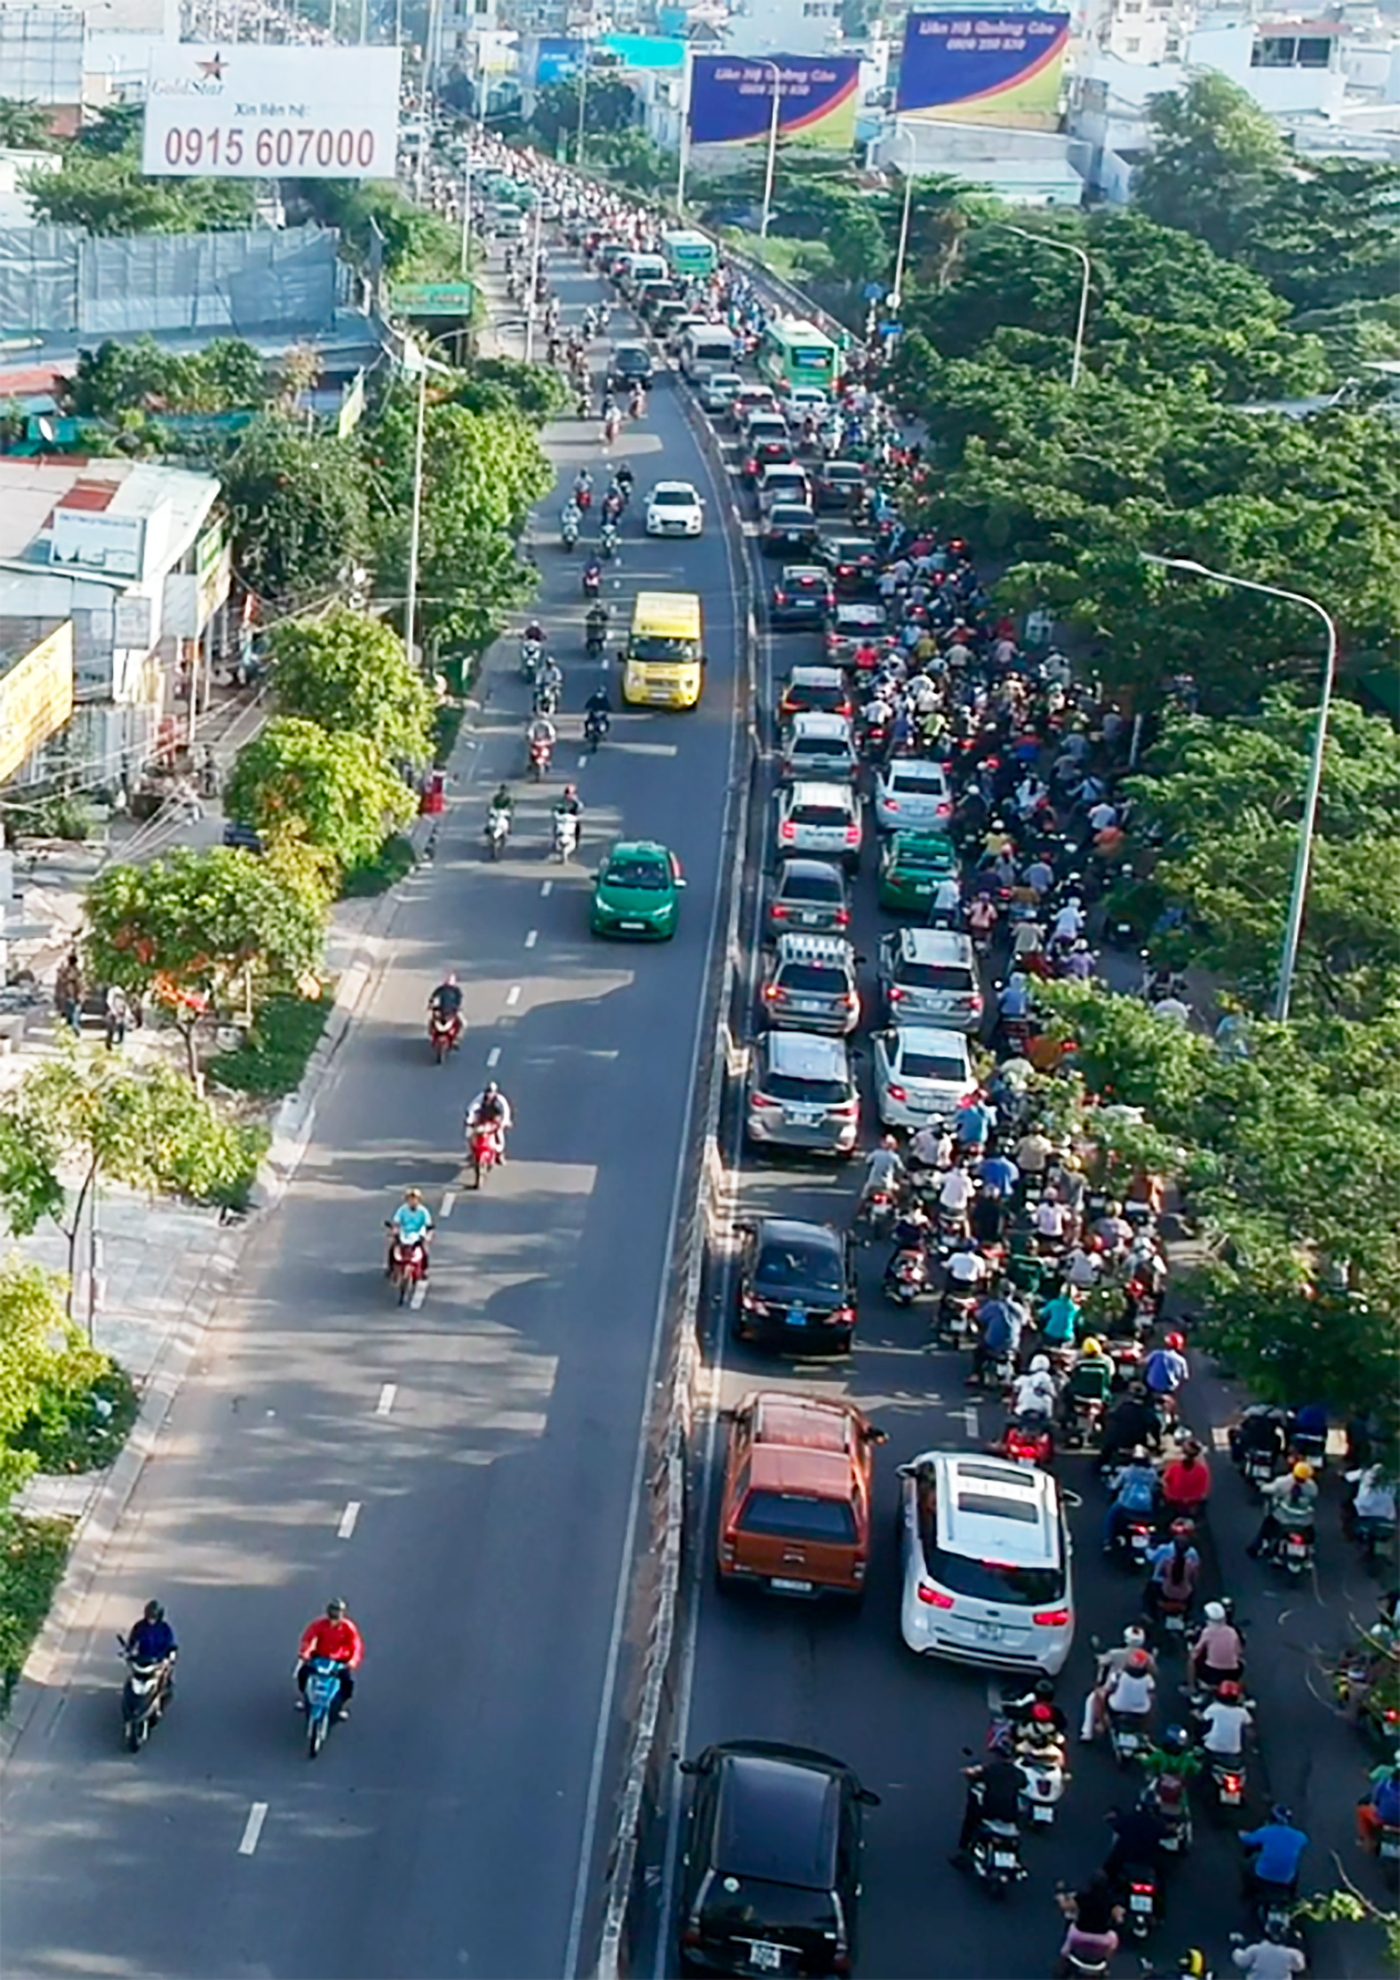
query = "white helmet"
(1030, 1355, 1050, 1375)
(1123, 1625, 1146, 1648)
(1204, 1601, 1227, 1624)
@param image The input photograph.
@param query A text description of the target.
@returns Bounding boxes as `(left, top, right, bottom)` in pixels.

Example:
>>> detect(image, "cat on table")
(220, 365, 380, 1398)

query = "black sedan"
(813, 460, 868, 513)
(815, 532, 881, 596)
(678, 1740, 879, 1974)
(769, 566, 836, 630)
(607, 343, 653, 392)
(735, 1216, 855, 1352)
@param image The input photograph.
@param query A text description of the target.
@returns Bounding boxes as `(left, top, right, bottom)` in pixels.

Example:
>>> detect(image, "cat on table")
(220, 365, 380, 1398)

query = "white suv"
(779, 711, 857, 784)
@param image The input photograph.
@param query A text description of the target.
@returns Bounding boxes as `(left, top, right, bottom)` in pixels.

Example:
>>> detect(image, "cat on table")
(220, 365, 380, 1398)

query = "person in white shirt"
(1198, 1685, 1252, 1758)
(1087, 800, 1118, 834)
(944, 1244, 987, 1291)
(930, 875, 962, 923)
(1034, 1194, 1069, 1244)
(908, 1122, 952, 1171)
(1232, 1939, 1306, 1979)
(1051, 898, 1085, 949)
(1011, 1357, 1058, 1420)
(1064, 1245, 1102, 1292)
(1105, 1656, 1155, 1721)
(938, 1165, 976, 1217)
(1347, 1464, 1397, 1524)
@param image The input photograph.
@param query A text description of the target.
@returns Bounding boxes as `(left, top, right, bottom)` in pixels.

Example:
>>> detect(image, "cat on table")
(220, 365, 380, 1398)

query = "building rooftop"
(0, 457, 219, 578)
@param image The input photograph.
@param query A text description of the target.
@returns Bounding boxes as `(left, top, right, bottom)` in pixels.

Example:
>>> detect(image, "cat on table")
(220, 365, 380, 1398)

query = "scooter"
(1277, 1527, 1315, 1579)
(584, 708, 609, 752)
(1108, 1707, 1150, 1766)
(885, 1245, 928, 1306)
(561, 514, 579, 552)
(582, 562, 602, 600)
(427, 1008, 462, 1063)
(1014, 1735, 1068, 1824)
(552, 809, 580, 861)
(302, 1655, 346, 1759)
(533, 680, 559, 718)
(1121, 1864, 1159, 1941)
(386, 1232, 427, 1305)
(600, 521, 619, 559)
(1209, 1754, 1247, 1811)
(997, 1415, 1054, 1470)
(585, 623, 607, 659)
(117, 1636, 172, 1752)
(528, 736, 552, 780)
(485, 806, 511, 859)
(469, 1125, 502, 1189)
(520, 635, 544, 679)
(968, 1815, 1026, 1897)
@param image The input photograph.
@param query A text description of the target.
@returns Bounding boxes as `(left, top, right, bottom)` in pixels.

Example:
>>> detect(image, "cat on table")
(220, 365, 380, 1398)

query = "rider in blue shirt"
(1039, 1290, 1082, 1348)
(970, 1293, 1022, 1384)
(1242, 1808, 1309, 1898)
(956, 1098, 996, 1149)
(387, 1187, 434, 1276)
(127, 1599, 177, 1665)
(1104, 1450, 1160, 1549)
(979, 1152, 1019, 1199)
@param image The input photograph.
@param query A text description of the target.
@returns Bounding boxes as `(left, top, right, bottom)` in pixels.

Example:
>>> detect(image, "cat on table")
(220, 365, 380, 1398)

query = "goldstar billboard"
(143, 45, 402, 178)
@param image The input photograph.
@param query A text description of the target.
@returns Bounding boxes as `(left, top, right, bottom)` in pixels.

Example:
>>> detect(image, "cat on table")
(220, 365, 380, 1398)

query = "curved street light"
(888, 125, 919, 316)
(1140, 553, 1339, 1023)
(756, 59, 783, 241)
(993, 222, 1092, 390)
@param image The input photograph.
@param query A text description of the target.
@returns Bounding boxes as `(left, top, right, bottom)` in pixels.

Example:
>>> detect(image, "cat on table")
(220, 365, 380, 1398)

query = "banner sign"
(143, 45, 401, 178)
(689, 54, 860, 150)
(896, 11, 1069, 127)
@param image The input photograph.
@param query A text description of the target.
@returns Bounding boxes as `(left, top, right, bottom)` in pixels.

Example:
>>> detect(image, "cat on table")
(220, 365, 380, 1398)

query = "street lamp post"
(758, 58, 783, 241)
(404, 332, 458, 670)
(1141, 554, 1340, 1023)
(522, 192, 546, 363)
(994, 223, 1092, 390)
(887, 124, 918, 315)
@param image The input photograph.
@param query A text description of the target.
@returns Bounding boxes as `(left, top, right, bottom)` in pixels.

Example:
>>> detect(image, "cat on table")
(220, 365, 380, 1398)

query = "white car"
(872, 1024, 975, 1127)
(776, 781, 863, 871)
(873, 758, 953, 834)
(645, 481, 704, 538)
(785, 385, 829, 419)
(898, 1450, 1075, 1676)
(702, 372, 744, 413)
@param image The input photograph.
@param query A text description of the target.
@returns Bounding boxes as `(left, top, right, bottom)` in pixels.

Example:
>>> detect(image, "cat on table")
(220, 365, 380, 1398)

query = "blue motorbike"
(303, 1656, 346, 1759)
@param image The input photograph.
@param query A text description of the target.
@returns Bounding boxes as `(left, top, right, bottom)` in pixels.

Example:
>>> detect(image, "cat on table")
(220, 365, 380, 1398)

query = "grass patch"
(340, 831, 417, 898)
(0, 1514, 74, 1714)
(13, 1364, 140, 1475)
(207, 989, 335, 1098)
(433, 699, 467, 764)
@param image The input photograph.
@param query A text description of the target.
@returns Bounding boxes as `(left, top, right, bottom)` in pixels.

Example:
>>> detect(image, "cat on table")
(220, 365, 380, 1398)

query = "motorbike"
(600, 522, 619, 560)
(302, 1655, 346, 1759)
(885, 1245, 928, 1306)
(573, 481, 593, 512)
(603, 411, 621, 445)
(485, 806, 511, 859)
(533, 680, 559, 718)
(1108, 1707, 1150, 1767)
(1156, 1592, 1193, 1647)
(1274, 1527, 1316, 1579)
(997, 1414, 1054, 1470)
(387, 1232, 428, 1305)
(1062, 1394, 1105, 1451)
(520, 635, 544, 679)
(468, 1124, 502, 1189)
(561, 515, 579, 552)
(528, 735, 552, 780)
(552, 809, 580, 861)
(585, 625, 607, 659)
(936, 1286, 978, 1346)
(859, 1187, 897, 1243)
(1209, 1754, 1247, 1811)
(1110, 1513, 1156, 1572)
(968, 1815, 1026, 1898)
(584, 708, 609, 752)
(1007, 1731, 1067, 1824)
(1121, 1864, 1159, 1941)
(582, 563, 602, 600)
(1145, 1771, 1194, 1853)
(427, 1008, 462, 1063)
(117, 1636, 172, 1752)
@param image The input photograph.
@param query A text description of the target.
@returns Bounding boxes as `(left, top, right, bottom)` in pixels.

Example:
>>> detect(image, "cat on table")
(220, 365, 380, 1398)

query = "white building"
(0, 459, 227, 788)
(872, 115, 1088, 206)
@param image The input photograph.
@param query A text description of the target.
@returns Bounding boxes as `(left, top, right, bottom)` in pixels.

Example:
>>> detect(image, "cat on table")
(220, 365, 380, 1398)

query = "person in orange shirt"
(1161, 1439, 1212, 1521)
(296, 1598, 364, 1719)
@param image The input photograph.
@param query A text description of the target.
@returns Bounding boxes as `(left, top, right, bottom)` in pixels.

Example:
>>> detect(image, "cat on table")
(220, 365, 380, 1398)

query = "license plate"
(1221, 1787, 1241, 1805)
(770, 1578, 813, 1595)
(790, 998, 823, 1013)
(619, 920, 647, 931)
(975, 1621, 1004, 1642)
(1032, 1803, 1054, 1823)
(750, 1943, 784, 1970)
(993, 1852, 1018, 1870)
(784, 1107, 824, 1126)
(1130, 1893, 1153, 1913)
(785, 1304, 808, 1327)
(1380, 1838, 1400, 1860)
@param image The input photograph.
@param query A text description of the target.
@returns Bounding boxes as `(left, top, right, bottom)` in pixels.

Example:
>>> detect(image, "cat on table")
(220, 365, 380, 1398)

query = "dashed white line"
(238, 1802, 269, 1856)
(962, 1405, 980, 1439)
(410, 1280, 427, 1311)
(505, 985, 522, 1008)
(577, 753, 588, 769)
(440, 1188, 456, 1220)
(541, 879, 553, 897)
(337, 1500, 361, 1540)
(486, 1044, 502, 1067)
(375, 1383, 397, 1417)
(524, 929, 538, 949)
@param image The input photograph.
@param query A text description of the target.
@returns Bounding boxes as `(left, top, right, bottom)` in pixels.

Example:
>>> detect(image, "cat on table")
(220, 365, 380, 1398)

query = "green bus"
(662, 228, 719, 280)
(757, 317, 841, 393)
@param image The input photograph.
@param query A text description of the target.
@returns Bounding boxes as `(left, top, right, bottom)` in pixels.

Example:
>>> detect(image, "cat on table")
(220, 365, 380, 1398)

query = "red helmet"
(1170, 1518, 1196, 1542)
(1165, 1332, 1186, 1352)
(1217, 1680, 1243, 1701)
(1031, 1701, 1055, 1723)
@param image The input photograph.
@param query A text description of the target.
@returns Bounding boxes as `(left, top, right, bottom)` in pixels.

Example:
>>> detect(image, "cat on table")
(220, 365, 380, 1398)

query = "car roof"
(757, 1216, 843, 1253)
(824, 533, 876, 549)
(748, 1441, 855, 1502)
(780, 565, 828, 582)
(773, 931, 854, 964)
(613, 341, 648, 354)
(710, 1747, 845, 1887)
(762, 1029, 849, 1076)
(883, 759, 949, 784)
(834, 601, 884, 621)
(651, 481, 698, 497)
(788, 711, 852, 738)
(896, 926, 974, 961)
(911, 1451, 1062, 1567)
(788, 780, 855, 805)
(887, 1023, 971, 1056)
(747, 1390, 859, 1456)
(761, 459, 807, 475)
(770, 503, 816, 520)
(889, 828, 956, 852)
(823, 460, 865, 475)
(787, 665, 845, 687)
(606, 838, 671, 862)
(775, 856, 847, 888)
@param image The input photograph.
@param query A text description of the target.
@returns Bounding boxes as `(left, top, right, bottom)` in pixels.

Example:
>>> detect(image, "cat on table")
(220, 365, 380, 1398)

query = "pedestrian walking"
(103, 984, 130, 1051)
(54, 950, 83, 1034)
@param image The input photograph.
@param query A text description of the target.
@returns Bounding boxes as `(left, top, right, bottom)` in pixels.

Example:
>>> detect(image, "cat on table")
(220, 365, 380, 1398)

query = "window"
(755, 1238, 845, 1295)
(1125, 35, 1141, 50)
(739, 1492, 858, 1545)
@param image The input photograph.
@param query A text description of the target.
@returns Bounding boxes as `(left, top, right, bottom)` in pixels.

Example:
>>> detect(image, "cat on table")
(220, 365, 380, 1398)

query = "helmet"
(326, 1598, 347, 1619)
(1031, 1701, 1055, 1723)
(1166, 1331, 1186, 1351)
(1082, 1337, 1104, 1357)
(404, 1186, 422, 1203)
(483, 1081, 499, 1098)
(1217, 1680, 1243, 1702)
(1203, 1601, 1227, 1624)
(444, 971, 458, 986)
(1126, 1648, 1152, 1674)
(1160, 1724, 1191, 1756)
(1170, 1519, 1196, 1542)
(1270, 1804, 1294, 1826)
(564, 784, 577, 799)
(883, 1133, 899, 1150)
(1123, 1625, 1146, 1648)
(143, 1600, 164, 1623)
(1292, 1460, 1314, 1482)
(1177, 1955, 1209, 1978)
(1030, 1355, 1050, 1375)
(1034, 1678, 1055, 1700)
(1130, 1446, 1149, 1463)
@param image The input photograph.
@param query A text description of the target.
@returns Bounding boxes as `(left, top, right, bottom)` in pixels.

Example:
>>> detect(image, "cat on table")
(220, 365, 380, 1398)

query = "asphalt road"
(0, 247, 744, 1980)
(644, 402, 1390, 1979)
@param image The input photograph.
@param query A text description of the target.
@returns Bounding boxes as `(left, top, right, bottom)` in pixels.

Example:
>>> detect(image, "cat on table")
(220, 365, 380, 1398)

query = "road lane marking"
(541, 880, 553, 897)
(238, 1802, 268, 1855)
(525, 929, 538, 949)
(505, 985, 521, 1007)
(410, 1281, 427, 1310)
(486, 1045, 502, 1067)
(440, 1189, 456, 1219)
(375, 1384, 397, 1417)
(337, 1501, 361, 1540)
(962, 1405, 980, 1439)
(577, 753, 588, 769)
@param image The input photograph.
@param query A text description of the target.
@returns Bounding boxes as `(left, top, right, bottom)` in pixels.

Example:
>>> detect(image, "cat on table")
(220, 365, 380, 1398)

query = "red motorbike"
(428, 1009, 462, 1064)
(529, 736, 552, 780)
(996, 1415, 1054, 1469)
(387, 1233, 428, 1305)
(469, 1126, 503, 1189)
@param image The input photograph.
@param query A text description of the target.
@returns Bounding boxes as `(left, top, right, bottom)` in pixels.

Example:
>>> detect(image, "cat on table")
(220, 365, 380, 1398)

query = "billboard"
(689, 55, 860, 151)
(532, 35, 583, 86)
(0, 621, 74, 785)
(51, 508, 146, 579)
(142, 45, 402, 179)
(896, 12, 1070, 128)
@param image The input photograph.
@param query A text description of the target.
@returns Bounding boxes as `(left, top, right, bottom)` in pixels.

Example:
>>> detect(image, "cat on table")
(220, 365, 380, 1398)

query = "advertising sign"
(51, 508, 145, 578)
(896, 11, 1070, 128)
(0, 621, 73, 785)
(689, 54, 860, 151)
(533, 35, 582, 86)
(142, 45, 402, 179)
(392, 280, 476, 316)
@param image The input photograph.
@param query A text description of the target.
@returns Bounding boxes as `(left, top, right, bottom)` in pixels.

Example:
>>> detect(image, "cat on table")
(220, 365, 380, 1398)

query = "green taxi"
(877, 830, 959, 913)
(590, 840, 686, 940)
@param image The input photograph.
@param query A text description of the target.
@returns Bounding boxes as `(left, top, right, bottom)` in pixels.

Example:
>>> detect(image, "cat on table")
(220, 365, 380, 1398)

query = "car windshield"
(783, 871, 843, 902)
(930, 1542, 1064, 1607)
(890, 770, 946, 795)
(761, 1070, 849, 1105)
(786, 684, 846, 712)
(900, 963, 975, 991)
(632, 635, 696, 663)
(838, 608, 882, 626)
(901, 1048, 966, 1082)
(739, 1493, 857, 1544)
(756, 1237, 844, 1293)
(787, 573, 825, 591)
(771, 507, 815, 526)
(652, 489, 693, 506)
(830, 542, 874, 559)
(826, 465, 862, 483)
(793, 804, 850, 827)
(605, 859, 668, 891)
(776, 963, 848, 992)
(792, 736, 849, 758)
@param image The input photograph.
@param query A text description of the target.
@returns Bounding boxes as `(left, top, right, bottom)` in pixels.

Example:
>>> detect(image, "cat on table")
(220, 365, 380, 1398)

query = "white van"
(680, 322, 736, 382)
(620, 251, 667, 296)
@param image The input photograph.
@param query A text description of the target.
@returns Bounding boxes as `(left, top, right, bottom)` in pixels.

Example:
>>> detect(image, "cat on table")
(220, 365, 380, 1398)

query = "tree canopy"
(225, 717, 416, 877)
(222, 421, 372, 608)
(22, 148, 254, 234)
(268, 611, 434, 764)
(68, 335, 266, 418)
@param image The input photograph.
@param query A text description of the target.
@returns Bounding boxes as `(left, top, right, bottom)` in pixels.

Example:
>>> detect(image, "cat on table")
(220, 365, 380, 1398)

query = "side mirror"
(734, 1218, 757, 1237)
(678, 1758, 702, 1777)
(865, 1427, 889, 1446)
(895, 1462, 915, 1480)
(858, 1788, 882, 1808)
(675, 877, 688, 890)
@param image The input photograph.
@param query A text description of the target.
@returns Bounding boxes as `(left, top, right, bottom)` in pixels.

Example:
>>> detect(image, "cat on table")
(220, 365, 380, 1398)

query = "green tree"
(529, 73, 639, 156)
(225, 717, 416, 876)
(76, 101, 144, 156)
(0, 1263, 104, 1502)
(69, 335, 265, 418)
(771, 180, 887, 292)
(291, 178, 461, 283)
(268, 611, 434, 763)
(9, 1054, 267, 1302)
(0, 99, 52, 149)
(83, 849, 324, 1078)
(1134, 71, 1289, 263)
(587, 127, 673, 195)
(221, 419, 371, 607)
(452, 356, 572, 426)
(22, 151, 254, 234)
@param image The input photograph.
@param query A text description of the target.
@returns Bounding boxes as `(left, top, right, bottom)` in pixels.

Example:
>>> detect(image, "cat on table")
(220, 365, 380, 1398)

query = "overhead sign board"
(51, 507, 145, 577)
(689, 55, 860, 151)
(896, 11, 1070, 128)
(392, 281, 476, 316)
(142, 45, 402, 179)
